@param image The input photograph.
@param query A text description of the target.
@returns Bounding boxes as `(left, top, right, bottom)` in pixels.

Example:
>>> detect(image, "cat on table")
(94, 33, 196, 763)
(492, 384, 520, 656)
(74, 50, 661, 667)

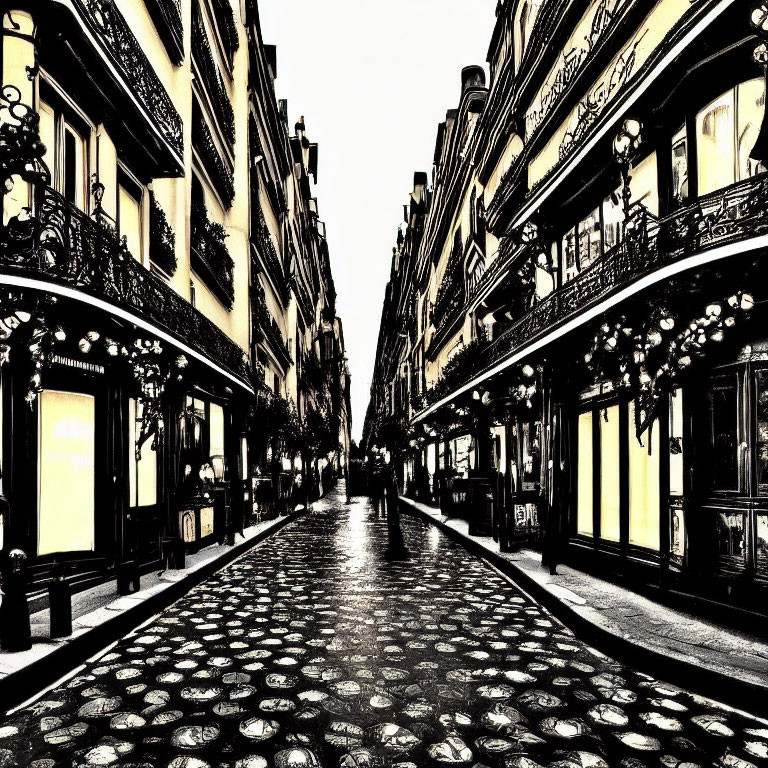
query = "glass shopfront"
(38, 390, 96, 556)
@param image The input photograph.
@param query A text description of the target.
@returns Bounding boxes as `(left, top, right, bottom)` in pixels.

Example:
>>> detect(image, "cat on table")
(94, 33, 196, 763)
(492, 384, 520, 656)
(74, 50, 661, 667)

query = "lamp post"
(750, 4, 768, 166)
(613, 118, 643, 221)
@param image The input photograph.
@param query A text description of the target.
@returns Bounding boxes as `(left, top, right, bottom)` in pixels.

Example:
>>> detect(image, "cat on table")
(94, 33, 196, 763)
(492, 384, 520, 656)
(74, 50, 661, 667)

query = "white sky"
(258, 0, 498, 441)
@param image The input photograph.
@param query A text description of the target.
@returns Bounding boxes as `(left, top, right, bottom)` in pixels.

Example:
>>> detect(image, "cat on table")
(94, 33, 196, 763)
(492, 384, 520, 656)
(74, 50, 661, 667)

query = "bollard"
(117, 558, 140, 595)
(48, 562, 72, 638)
(0, 549, 31, 652)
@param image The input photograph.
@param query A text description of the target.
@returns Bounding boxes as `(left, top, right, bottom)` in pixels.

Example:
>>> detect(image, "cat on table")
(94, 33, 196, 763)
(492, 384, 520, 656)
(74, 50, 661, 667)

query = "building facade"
(365, 0, 768, 614)
(0, 0, 350, 620)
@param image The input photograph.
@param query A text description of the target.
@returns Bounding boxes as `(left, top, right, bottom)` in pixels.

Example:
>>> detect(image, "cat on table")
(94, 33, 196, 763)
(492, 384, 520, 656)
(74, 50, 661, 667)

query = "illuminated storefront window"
(577, 411, 593, 536)
(38, 390, 95, 556)
(128, 398, 157, 508)
(600, 406, 621, 543)
(628, 401, 660, 551)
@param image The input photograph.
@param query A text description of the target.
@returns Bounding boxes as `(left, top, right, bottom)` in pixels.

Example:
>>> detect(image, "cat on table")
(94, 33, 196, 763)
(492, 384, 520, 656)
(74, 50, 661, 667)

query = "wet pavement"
(0, 487, 766, 768)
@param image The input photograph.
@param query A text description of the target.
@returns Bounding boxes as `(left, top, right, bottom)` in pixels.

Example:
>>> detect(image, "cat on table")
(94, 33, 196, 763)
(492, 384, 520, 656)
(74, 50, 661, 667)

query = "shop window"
(756, 370, 768, 496)
(628, 402, 660, 551)
(756, 513, 768, 577)
(715, 510, 746, 559)
(669, 388, 684, 496)
(39, 99, 88, 211)
(696, 78, 766, 196)
(209, 402, 226, 480)
(671, 125, 689, 203)
(128, 398, 157, 508)
(118, 180, 143, 263)
(200, 507, 215, 538)
(521, 421, 541, 491)
(38, 391, 95, 555)
(577, 208, 601, 272)
(427, 442, 437, 476)
(709, 375, 739, 492)
(577, 411, 594, 536)
(600, 406, 621, 542)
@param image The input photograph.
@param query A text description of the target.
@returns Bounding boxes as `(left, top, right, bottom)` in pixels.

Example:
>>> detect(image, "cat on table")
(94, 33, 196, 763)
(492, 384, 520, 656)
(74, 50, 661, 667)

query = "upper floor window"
(38, 98, 88, 211)
(118, 173, 144, 263)
(696, 78, 766, 196)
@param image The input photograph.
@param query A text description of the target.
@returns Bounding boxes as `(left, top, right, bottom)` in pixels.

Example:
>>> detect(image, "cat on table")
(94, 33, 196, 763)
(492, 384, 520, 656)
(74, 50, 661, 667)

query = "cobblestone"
(0, 488, 766, 767)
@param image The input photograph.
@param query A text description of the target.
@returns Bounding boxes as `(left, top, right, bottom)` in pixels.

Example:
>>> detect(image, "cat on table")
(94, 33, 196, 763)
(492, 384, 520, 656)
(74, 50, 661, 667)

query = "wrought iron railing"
(210, 0, 239, 71)
(190, 200, 235, 309)
(0, 185, 248, 383)
(74, 0, 183, 156)
(484, 176, 768, 366)
(192, 106, 234, 208)
(145, 0, 184, 65)
(251, 280, 291, 365)
(192, 3, 235, 147)
(251, 206, 288, 303)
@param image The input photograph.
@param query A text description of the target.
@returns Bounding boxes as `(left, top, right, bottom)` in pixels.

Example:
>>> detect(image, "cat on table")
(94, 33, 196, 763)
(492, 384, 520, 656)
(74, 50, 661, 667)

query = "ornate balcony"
(193, 105, 235, 208)
(251, 206, 288, 304)
(145, 0, 184, 66)
(485, 176, 768, 367)
(0, 185, 249, 384)
(190, 199, 235, 309)
(192, 3, 235, 147)
(209, 0, 239, 72)
(251, 281, 291, 368)
(63, 0, 183, 161)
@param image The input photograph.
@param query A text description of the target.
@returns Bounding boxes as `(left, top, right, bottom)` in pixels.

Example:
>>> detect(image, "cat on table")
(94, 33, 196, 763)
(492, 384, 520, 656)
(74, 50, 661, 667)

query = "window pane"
(737, 77, 766, 183)
(671, 124, 689, 203)
(697, 90, 736, 195)
(63, 124, 86, 210)
(710, 375, 738, 491)
(756, 370, 768, 495)
(209, 402, 225, 458)
(119, 185, 143, 262)
(129, 398, 157, 507)
(603, 191, 623, 252)
(38, 391, 95, 555)
(562, 229, 577, 282)
(577, 208, 601, 271)
(628, 152, 659, 215)
(628, 401, 660, 550)
(577, 411, 593, 536)
(521, 420, 540, 491)
(600, 406, 621, 542)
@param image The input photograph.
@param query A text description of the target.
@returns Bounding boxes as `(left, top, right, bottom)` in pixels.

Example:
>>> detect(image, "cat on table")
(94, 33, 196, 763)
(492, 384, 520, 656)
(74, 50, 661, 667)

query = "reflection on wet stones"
(1, 497, 765, 768)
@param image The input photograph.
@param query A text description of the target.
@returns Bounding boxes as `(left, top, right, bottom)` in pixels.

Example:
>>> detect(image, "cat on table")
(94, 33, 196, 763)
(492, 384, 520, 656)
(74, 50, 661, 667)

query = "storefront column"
(500, 406, 515, 552)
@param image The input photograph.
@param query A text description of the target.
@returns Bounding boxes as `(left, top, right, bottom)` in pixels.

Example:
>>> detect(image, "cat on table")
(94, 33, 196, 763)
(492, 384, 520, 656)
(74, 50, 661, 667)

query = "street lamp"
(613, 118, 643, 220)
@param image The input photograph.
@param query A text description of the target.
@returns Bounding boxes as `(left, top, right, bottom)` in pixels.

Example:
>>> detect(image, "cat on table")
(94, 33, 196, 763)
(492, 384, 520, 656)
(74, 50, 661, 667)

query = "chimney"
(461, 65, 486, 93)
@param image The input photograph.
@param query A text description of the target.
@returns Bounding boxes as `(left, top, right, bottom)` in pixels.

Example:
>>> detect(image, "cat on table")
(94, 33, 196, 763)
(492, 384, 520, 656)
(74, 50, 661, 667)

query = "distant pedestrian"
(384, 463, 410, 561)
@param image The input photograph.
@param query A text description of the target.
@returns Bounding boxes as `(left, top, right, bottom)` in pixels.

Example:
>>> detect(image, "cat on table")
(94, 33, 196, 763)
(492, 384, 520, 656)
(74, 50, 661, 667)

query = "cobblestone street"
(1, 487, 766, 768)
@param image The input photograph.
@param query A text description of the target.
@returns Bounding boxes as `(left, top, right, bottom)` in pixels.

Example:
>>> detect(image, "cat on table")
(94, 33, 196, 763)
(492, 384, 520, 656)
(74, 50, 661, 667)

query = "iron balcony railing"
(190, 200, 235, 309)
(251, 281, 291, 366)
(251, 207, 289, 304)
(484, 175, 768, 367)
(72, 0, 183, 157)
(0, 184, 249, 383)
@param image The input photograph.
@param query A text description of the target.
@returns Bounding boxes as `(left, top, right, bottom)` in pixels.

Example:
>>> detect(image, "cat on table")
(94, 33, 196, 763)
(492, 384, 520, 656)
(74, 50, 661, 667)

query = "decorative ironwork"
(145, 0, 184, 66)
(432, 233, 467, 336)
(210, 0, 239, 71)
(251, 279, 291, 367)
(486, 176, 768, 368)
(193, 106, 234, 207)
(190, 198, 235, 309)
(251, 205, 288, 303)
(0, 85, 50, 190)
(149, 191, 177, 276)
(0, 184, 249, 384)
(192, 3, 235, 147)
(77, 0, 183, 156)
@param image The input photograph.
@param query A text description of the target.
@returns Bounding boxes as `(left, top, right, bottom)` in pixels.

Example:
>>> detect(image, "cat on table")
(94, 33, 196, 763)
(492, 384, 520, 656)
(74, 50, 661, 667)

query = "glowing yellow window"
(577, 411, 593, 536)
(38, 390, 95, 555)
(119, 184, 143, 263)
(600, 406, 621, 542)
(628, 401, 660, 551)
(128, 398, 157, 508)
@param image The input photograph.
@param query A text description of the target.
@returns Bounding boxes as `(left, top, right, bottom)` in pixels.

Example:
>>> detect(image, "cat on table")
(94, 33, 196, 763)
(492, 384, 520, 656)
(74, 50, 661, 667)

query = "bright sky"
(258, 0, 498, 441)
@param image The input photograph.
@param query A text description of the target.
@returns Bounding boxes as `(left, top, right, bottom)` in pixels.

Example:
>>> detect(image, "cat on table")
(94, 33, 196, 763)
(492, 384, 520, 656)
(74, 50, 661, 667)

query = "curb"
(400, 497, 768, 719)
(0, 509, 306, 715)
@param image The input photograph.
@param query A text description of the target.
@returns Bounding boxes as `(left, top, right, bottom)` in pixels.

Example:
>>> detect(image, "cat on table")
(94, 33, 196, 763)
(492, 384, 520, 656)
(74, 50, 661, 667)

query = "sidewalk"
(400, 495, 768, 716)
(0, 509, 305, 713)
